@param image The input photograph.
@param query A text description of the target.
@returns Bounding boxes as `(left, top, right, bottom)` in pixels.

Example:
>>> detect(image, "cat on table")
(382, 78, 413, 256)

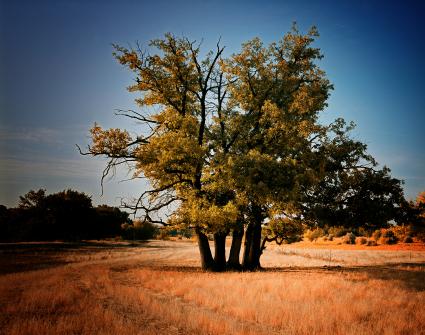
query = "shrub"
(372, 230, 382, 241)
(157, 229, 170, 240)
(328, 226, 347, 237)
(392, 225, 412, 241)
(304, 228, 325, 242)
(303, 229, 313, 241)
(357, 227, 370, 237)
(403, 236, 414, 243)
(417, 232, 425, 242)
(356, 237, 367, 245)
(366, 239, 377, 246)
(379, 229, 398, 245)
(342, 232, 356, 244)
(179, 228, 193, 239)
(121, 220, 158, 240)
(327, 234, 334, 241)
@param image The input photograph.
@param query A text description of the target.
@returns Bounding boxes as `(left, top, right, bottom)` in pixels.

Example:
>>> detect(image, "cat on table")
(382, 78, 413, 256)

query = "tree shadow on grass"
(263, 263, 425, 292)
(131, 262, 425, 293)
(0, 240, 163, 275)
(0, 240, 158, 252)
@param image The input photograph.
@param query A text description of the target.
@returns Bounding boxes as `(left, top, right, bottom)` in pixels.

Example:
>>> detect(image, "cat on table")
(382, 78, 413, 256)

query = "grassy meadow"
(0, 239, 424, 335)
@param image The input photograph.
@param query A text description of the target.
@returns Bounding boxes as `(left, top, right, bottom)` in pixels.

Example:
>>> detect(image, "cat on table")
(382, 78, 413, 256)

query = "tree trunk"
(196, 228, 215, 271)
(213, 232, 227, 272)
(242, 204, 263, 271)
(242, 222, 254, 269)
(227, 226, 243, 270)
(247, 222, 262, 270)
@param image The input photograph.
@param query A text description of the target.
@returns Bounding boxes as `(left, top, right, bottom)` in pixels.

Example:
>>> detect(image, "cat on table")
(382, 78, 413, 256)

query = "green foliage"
(302, 162, 406, 231)
(263, 218, 303, 244)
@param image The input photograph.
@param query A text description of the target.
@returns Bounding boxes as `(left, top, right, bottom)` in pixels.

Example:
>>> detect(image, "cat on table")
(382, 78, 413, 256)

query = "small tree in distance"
(411, 191, 425, 241)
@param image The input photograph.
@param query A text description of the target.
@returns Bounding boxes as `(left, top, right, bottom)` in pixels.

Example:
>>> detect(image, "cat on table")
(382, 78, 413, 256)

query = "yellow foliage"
(90, 124, 131, 156)
(170, 194, 238, 233)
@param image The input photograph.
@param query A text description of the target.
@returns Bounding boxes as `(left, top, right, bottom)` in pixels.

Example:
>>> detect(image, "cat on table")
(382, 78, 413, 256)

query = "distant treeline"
(0, 189, 158, 242)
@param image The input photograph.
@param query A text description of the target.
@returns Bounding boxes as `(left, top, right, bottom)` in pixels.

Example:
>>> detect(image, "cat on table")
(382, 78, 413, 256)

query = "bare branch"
(114, 109, 158, 124)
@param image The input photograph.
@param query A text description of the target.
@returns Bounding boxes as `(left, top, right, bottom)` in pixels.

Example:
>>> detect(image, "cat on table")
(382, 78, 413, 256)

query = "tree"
(1, 189, 131, 241)
(94, 205, 130, 238)
(298, 120, 407, 232)
(18, 189, 47, 209)
(82, 25, 406, 271)
(41, 189, 94, 240)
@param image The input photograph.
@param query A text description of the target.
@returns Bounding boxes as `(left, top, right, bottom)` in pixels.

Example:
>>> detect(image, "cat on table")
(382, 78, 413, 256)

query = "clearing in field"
(0, 240, 424, 335)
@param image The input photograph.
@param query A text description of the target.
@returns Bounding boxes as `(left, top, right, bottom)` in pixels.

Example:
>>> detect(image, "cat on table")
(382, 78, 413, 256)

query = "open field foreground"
(0, 240, 424, 335)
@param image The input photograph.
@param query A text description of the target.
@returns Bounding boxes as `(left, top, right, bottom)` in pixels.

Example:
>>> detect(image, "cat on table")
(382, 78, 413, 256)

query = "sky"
(0, 0, 424, 208)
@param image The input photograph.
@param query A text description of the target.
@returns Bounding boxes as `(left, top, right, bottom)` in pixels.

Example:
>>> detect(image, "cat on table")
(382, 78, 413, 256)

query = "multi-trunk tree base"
(196, 223, 263, 272)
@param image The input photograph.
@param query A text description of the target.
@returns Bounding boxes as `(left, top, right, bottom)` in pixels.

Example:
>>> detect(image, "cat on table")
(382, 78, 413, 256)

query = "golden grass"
(0, 240, 424, 335)
(130, 267, 425, 335)
(282, 238, 425, 251)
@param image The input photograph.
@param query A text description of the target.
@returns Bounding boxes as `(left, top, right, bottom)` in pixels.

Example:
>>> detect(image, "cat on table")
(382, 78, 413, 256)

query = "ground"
(0, 239, 424, 335)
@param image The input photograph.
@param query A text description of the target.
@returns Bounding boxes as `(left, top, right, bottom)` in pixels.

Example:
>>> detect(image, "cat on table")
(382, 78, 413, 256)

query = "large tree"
(82, 26, 406, 271)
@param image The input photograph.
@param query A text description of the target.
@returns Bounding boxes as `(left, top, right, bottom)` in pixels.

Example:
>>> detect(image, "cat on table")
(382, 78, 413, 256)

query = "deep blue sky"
(1, 0, 424, 207)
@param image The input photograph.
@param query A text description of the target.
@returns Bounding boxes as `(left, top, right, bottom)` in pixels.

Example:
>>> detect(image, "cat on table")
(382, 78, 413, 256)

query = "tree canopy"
(82, 25, 408, 271)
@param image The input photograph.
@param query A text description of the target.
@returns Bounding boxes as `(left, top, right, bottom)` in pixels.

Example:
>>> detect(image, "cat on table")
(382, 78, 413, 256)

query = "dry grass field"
(0, 239, 424, 335)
